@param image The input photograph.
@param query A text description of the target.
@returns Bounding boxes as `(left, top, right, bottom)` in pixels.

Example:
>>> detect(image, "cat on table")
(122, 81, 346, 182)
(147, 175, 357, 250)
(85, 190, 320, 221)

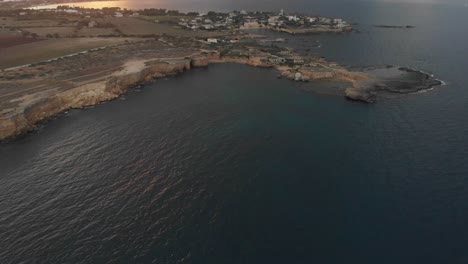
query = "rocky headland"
(0, 37, 442, 141)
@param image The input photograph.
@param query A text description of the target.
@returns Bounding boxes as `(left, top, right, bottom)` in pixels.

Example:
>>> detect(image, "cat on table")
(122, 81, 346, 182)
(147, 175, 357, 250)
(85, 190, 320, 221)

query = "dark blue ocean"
(1, 1, 468, 263)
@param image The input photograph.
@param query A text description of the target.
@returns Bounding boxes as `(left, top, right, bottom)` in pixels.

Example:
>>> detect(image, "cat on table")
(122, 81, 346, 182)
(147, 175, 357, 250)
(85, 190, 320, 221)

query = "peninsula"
(0, 6, 442, 141)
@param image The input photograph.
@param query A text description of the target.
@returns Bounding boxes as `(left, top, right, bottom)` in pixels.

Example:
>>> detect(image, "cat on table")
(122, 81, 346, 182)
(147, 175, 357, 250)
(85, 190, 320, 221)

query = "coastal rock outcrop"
(0, 81, 118, 141)
(192, 52, 221, 67)
(342, 66, 442, 103)
(0, 53, 443, 141)
(0, 54, 216, 141)
(344, 88, 376, 103)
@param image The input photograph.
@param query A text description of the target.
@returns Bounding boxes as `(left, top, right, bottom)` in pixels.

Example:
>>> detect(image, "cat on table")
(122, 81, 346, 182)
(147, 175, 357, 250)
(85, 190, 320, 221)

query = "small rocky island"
(0, 6, 442, 141)
(373, 25, 415, 29)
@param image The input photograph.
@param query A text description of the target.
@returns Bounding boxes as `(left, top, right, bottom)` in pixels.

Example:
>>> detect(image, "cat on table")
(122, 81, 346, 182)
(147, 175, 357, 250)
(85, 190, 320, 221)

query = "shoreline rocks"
(343, 66, 442, 102)
(0, 54, 219, 142)
(0, 55, 443, 142)
(344, 88, 377, 103)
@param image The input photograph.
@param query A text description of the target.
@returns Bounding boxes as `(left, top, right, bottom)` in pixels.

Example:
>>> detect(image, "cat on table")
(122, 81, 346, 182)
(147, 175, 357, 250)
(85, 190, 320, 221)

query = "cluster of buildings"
(177, 12, 241, 31)
(264, 51, 308, 66)
(178, 9, 350, 31)
(266, 11, 348, 29)
(214, 42, 326, 69)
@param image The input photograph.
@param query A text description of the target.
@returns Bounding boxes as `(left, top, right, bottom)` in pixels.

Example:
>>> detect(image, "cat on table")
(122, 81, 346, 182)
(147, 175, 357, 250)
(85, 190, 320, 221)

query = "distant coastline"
(1, 0, 117, 10)
(373, 25, 415, 29)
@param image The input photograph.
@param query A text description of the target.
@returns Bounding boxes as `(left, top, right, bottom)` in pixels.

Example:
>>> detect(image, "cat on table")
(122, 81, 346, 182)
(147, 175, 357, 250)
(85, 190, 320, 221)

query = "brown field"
(0, 37, 142, 69)
(22, 26, 76, 37)
(0, 33, 44, 48)
(139, 15, 197, 24)
(1, 16, 231, 38)
(0, 17, 64, 28)
(22, 26, 120, 37)
(0, 15, 230, 70)
(99, 17, 230, 37)
(77, 27, 118, 37)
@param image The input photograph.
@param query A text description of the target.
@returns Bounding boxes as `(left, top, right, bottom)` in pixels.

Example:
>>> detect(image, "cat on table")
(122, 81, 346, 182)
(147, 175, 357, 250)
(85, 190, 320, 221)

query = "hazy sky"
(328, 0, 465, 3)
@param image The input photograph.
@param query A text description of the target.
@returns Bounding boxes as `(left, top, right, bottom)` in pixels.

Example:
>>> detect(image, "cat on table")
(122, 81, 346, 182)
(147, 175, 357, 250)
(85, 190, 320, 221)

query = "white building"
(287, 15, 300, 22)
(334, 18, 344, 23)
(268, 56, 286, 64)
(114, 12, 123, 18)
(293, 58, 304, 64)
(242, 21, 260, 29)
(203, 24, 214, 30)
(62, 9, 79, 14)
(320, 17, 332, 24)
(207, 38, 218, 44)
(280, 50, 293, 56)
(268, 16, 280, 26)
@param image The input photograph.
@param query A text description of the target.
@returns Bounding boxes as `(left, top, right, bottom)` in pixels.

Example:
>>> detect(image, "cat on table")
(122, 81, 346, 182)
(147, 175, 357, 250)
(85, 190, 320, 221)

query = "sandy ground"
(0, 38, 198, 108)
(102, 17, 230, 37)
(114, 60, 147, 76)
(21, 26, 75, 36)
(2, 16, 230, 39)
(0, 17, 62, 28)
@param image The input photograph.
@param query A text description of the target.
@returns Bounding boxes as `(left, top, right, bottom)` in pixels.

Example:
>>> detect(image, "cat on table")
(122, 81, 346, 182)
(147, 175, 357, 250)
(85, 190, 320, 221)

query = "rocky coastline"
(274, 26, 352, 35)
(0, 54, 211, 141)
(0, 38, 442, 142)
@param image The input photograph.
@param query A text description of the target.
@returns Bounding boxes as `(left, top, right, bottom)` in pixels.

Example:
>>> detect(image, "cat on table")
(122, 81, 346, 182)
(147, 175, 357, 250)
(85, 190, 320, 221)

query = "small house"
(268, 56, 286, 64)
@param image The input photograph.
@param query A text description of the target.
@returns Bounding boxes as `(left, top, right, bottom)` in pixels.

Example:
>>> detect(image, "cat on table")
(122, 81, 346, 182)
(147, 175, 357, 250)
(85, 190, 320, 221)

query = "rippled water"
(2, 1, 468, 264)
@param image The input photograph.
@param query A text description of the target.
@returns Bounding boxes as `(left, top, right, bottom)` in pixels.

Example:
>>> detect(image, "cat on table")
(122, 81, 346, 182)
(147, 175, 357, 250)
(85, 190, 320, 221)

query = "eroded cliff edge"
(0, 55, 206, 141)
(0, 38, 442, 141)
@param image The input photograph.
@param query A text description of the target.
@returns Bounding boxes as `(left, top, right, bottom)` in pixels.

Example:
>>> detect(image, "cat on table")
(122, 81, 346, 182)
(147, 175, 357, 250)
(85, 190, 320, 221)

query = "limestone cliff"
(0, 53, 442, 141)
(0, 55, 214, 141)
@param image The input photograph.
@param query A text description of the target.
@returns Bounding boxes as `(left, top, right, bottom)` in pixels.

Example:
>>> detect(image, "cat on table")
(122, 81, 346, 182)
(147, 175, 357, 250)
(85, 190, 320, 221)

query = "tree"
(166, 10, 180, 16)
(207, 11, 217, 19)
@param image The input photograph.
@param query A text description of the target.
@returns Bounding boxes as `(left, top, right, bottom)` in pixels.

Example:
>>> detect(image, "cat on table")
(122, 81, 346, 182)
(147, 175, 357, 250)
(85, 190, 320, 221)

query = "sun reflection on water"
(31, 1, 130, 9)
